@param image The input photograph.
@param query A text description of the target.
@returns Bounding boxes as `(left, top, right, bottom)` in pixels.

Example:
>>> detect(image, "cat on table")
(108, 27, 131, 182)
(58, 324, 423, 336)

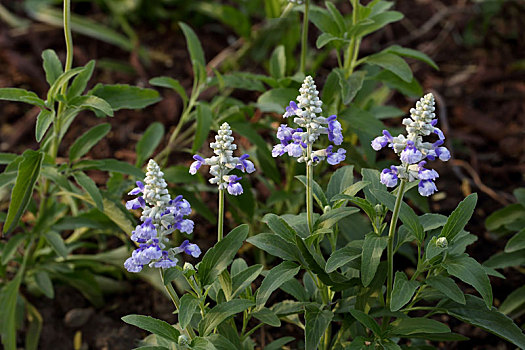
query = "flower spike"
(272, 75, 346, 166)
(189, 122, 256, 195)
(124, 159, 201, 273)
(371, 93, 450, 197)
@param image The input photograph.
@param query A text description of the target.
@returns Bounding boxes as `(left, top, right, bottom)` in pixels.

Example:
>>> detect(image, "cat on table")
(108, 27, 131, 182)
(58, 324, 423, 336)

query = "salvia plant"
(0, 0, 161, 348)
(2, 0, 525, 349)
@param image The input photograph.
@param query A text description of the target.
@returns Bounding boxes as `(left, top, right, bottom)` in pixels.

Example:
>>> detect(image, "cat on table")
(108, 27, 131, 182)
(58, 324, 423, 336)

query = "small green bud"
(436, 237, 448, 248)
(323, 205, 331, 213)
(183, 262, 195, 271)
(374, 204, 383, 216)
(178, 335, 189, 346)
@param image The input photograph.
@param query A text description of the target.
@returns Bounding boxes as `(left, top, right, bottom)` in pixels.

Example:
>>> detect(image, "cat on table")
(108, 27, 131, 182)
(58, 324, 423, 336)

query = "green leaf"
(24, 302, 43, 350)
(444, 254, 492, 308)
(295, 175, 328, 210)
(335, 69, 366, 105)
(198, 299, 254, 336)
(326, 246, 361, 273)
(179, 294, 199, 329)
(388, 317, 450, 336)
(72, 171, 103, 211)
(68, 123, 111, 162)
(42, 49, 63, 85)
(43, 231, 68, 258)
(485, 203, 525, 233)
(68, 95, 114, 117)
(442, 295, 525, 349)
(440, 193, 477, 241)
(390, 272, 419, 311)
(305, 305, 334, 350)
(247, 233, 300, 262)
(67, 60, 95, 98)
(483, 250, 525, 269)
(193, 104, 213, 153)
(198, 225, 249, 286)
(514, 188, 525, 207)
(47, 66, 85, 101)
(122, 315, 180, 342)
(261, 213, 298, 243)
(499, 285, 525, 316)
(372, 70, 422, 97)
(252, 308, 281, 327)
(365, 52, 412, 83)
(3, 150, 44, 234)
(256, 88, 297, 113)
(179, 22, 205, 67)
(231, 264, 263, 298)
(35, 271, 54, 298)
(0, 272, 23, 350)
(191, 337, 217, 350)
(504, 228, 525, 253)
(335, 194, 376, 221)
(309, 5, 340, 36)
(352, 11, 404, 38)
(315, 207, 360, 230)
(269, 45, 286, 79)
(35, 109, 55, 142)
(1, 233, 27, 265)
(361, 233, 388, 287)
(327, 165, 354, 202)
(349, 309, 381, 336)
(264, 337, 295, 350)
(256, 261, 300, 309)
(325, 1, 346, 34)
(316, 33, 346, 49)
(371, 189, 424, 243)
(75, 159, 144, 179)
(385, 45, 438, 70)
(0, 88, 46, 108)
(0, 153, 17, 165)
(90, 84, 161, 110)
(425, 275, 465, 304)
(149, 76, 188, 105)
(136, 122, 165, 166)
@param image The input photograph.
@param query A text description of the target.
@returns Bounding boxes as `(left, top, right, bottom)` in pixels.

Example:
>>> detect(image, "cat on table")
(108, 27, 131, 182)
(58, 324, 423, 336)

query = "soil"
(1, 0, 524, 349)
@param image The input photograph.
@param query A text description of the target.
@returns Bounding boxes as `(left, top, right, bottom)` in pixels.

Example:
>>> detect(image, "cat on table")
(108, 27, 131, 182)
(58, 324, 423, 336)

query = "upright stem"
(218, 188, 225, 241)
(300, 0, 310, 73)
(385, 180, 407, 309)
(50, 0, 73, 161)
(306, 144, 314, 233)
(160, 270, 196, 340)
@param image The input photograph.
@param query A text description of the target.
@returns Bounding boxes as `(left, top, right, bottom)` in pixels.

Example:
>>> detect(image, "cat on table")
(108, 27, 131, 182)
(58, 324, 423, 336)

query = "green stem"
(160, 270, 196, 340)
(300, 0, 310, 73)
(51, 0, 73, 159)
(343, 1, 360, 79)
(306, 144, 314, 233)
(156, 85, 200, 166)
(218, 188, 225, 241)
(385, 180, 407, 309)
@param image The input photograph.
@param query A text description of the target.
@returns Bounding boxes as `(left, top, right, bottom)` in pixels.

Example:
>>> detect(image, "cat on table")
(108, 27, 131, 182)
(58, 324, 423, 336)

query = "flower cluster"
(371, 93, 451, 196)
(272, 76, 346, 165)
(124, 159, 201, 273)
(190, 122, 255, 195)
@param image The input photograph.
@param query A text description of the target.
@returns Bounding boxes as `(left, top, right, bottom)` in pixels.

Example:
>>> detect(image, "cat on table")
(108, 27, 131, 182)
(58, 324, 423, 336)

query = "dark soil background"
(1, 0, 524, 349)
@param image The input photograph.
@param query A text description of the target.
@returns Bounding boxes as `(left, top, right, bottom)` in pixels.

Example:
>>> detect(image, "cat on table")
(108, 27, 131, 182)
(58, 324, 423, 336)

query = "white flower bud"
(436, 237, 448, 248)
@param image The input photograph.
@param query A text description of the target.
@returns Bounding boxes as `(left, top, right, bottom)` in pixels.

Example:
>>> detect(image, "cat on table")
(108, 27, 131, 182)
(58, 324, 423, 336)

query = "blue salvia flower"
(124, 159, 201, 273)
(372, 93, 451, 196)
(189, 122, 256, 196)
(272, 75, 346, 165)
